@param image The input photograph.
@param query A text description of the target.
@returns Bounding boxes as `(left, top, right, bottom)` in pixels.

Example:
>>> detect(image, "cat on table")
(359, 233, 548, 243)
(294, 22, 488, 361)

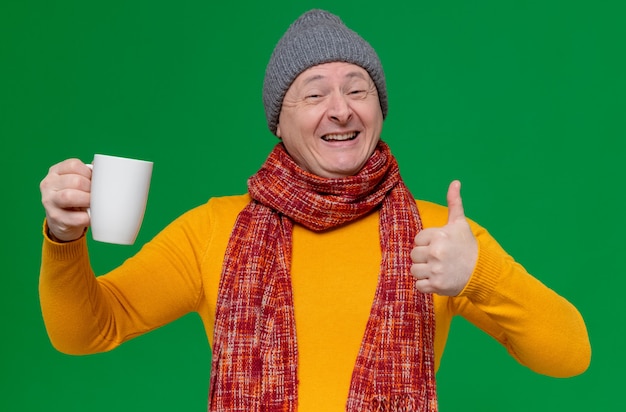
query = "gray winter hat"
(262, 9, 388, 135)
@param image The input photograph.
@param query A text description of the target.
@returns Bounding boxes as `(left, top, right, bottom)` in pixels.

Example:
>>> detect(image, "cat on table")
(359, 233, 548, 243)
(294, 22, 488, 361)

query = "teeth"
(323, 132, 357, 141)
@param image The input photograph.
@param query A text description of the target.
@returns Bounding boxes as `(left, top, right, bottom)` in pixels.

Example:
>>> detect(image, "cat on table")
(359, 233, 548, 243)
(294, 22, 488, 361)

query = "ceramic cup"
(87, 154, 153, 245)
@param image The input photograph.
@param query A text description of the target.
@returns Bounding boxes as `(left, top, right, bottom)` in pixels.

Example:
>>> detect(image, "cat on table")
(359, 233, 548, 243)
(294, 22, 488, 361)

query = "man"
(40, 9, 590, 411)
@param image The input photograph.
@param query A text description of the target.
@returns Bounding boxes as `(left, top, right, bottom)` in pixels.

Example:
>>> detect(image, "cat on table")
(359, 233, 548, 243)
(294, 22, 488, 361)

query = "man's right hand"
(40, 159, 93, 242)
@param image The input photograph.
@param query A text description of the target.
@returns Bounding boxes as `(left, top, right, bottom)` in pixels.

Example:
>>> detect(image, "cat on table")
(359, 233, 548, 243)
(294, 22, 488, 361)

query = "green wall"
(2, 0, 623, 410)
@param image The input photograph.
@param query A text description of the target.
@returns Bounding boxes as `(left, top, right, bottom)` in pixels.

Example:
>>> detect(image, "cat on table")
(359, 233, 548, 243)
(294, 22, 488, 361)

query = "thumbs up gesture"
(411, 180, 478, 296)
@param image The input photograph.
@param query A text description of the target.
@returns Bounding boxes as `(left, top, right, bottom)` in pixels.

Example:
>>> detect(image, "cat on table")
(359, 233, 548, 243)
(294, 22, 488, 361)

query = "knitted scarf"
(209, 141, 438, 412)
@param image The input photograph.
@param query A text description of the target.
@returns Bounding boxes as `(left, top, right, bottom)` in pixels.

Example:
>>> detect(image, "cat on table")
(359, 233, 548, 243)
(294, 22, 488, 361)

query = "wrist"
(44, 220, 85, 243)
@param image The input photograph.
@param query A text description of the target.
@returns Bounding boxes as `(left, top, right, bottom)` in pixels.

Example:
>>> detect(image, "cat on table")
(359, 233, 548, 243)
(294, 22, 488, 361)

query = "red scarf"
(209, 142, 438, 411)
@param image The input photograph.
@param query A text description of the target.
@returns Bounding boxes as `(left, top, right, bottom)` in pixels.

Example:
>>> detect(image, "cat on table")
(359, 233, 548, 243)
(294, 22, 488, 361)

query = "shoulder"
(206, 193, 252, 213)
(415, 199, 449, 229)
(415, 199, 488, 238)
(164, 193, 251, 235)
(148, 194, 251, 254)
(182, 193, 251, 223)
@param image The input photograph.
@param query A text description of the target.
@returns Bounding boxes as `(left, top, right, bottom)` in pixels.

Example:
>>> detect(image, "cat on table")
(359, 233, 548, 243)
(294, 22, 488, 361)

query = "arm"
(412, 182, 590, 377)
(39, 158, 211, 354)
(39, 205, 210, 355)
(451, 223, 591, 377)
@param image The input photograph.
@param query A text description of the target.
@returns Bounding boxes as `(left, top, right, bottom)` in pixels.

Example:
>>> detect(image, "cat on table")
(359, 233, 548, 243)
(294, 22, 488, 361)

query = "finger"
(414, 227, 436, 246)
(46, 206, 91, 229)
(414, 278, 434, 294)
(410, 246, 429, 264)
(51, 158, 92, 179)
(41, 173, 91, 209)
(446, 180, 466, 224)
(53, 187, 91, 210)
(56, 172, 92, 195)
(410, 262, 430, 280)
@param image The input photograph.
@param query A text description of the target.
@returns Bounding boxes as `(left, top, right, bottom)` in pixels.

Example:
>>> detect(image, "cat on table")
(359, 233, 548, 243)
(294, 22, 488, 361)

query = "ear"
(276, 123, 282, 139)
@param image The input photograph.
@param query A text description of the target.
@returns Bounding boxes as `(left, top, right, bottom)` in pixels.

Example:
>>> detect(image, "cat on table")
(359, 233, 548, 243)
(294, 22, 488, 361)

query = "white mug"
(87, 154, 153, 245)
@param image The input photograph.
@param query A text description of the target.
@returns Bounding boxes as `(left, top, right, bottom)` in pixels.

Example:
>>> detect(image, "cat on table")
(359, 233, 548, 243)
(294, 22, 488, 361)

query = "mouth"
(321, 131, 359, 142)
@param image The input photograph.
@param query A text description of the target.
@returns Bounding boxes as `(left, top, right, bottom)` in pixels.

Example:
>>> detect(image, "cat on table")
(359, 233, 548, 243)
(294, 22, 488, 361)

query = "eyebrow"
(300, 71, 369, 86)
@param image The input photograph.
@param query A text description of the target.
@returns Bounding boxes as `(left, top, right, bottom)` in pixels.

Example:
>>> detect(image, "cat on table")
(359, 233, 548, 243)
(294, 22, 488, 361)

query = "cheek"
(362, 102, 384, 124)
(280, 106, 316, 134)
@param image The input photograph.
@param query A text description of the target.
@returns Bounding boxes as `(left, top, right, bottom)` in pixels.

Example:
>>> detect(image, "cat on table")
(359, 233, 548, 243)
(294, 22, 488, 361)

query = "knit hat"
(262, 9, 388, 135)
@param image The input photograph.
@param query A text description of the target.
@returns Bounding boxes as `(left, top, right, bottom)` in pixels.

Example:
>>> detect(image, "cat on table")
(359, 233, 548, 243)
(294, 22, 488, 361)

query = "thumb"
(446, 180, 466, 224)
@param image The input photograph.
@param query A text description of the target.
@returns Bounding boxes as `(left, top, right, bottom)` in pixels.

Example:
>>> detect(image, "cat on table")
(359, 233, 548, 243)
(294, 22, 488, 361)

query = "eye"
(348, 89, 367, 98)
(303, 92, 325, 103)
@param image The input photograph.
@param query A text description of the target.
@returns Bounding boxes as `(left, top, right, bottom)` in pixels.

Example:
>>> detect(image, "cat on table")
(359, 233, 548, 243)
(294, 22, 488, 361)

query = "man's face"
(276, 62, 383, 178)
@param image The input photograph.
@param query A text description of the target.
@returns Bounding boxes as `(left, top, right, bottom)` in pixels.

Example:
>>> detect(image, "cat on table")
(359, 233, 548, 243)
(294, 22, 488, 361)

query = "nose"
(327, 92, 352, 124)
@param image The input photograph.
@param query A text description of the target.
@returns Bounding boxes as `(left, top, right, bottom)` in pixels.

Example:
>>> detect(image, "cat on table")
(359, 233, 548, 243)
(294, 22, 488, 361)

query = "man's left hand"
(410, 180, 478, 296)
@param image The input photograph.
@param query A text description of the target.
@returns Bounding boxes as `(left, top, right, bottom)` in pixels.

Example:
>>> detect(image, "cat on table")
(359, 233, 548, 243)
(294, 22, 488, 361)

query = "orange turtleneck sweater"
(39, 194, 590, 411)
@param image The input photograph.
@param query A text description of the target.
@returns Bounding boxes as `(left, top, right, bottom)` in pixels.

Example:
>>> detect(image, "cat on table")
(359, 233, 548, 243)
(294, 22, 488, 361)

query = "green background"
(1, 0, 623, 410)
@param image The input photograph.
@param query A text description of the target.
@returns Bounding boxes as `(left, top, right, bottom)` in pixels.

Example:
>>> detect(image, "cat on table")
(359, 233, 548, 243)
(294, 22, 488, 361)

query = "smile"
(322, 132, 358, 142)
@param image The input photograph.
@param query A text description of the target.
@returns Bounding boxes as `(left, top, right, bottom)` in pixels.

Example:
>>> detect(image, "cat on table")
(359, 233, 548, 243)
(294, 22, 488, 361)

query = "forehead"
(292, 62, 371, 86)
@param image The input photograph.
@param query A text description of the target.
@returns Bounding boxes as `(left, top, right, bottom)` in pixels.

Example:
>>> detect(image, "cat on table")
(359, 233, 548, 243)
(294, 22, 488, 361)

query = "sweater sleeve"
(38, 203, 212, 355)
(451, 221, 591, 377)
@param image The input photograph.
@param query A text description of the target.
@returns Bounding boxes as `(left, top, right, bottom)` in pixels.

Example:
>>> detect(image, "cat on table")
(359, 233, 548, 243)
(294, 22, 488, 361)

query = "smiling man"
(276, 62, 383, 178)
(39, 9, 590, 412)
